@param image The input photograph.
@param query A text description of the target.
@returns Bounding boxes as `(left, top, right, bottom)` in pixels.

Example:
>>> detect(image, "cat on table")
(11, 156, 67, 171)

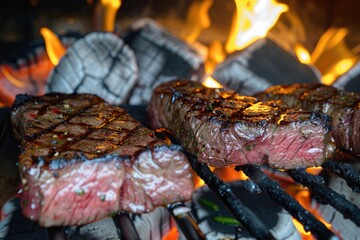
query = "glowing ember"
(40, 27, 66, 66)
(225, 0, 288, 53)
(306, 166, 323, 176)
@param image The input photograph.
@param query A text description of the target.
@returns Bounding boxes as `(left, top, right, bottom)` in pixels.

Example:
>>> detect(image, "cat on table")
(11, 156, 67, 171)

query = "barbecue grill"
(1, 104, 360, 239)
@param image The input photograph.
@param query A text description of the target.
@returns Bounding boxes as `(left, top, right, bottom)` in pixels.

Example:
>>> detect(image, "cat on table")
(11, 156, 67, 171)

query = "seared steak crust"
(148, 80, 335, 169)
(11, 93, 193, 227)
(256, 83, 360, 156)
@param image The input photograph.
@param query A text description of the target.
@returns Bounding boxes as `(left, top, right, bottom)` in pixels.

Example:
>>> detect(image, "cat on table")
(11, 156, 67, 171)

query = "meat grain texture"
(11, 93, 193, 227)
(256, 83, 360, 157)
(148, 80, 336, 169)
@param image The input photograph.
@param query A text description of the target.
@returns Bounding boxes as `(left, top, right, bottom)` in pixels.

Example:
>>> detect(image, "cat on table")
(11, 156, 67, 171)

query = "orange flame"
(288, 184, 333, 239)
(183, 0, 214, 43)
(225, 0, 288, 53)
(202, 40, 225, 88)
(295, 44, 311, 64)
(40, 27, 66, 66)
(294, 28, 358, 85)
(95, 0, 121, 32)
(0, 66, 26, 88)
(202, 76, 222, 88)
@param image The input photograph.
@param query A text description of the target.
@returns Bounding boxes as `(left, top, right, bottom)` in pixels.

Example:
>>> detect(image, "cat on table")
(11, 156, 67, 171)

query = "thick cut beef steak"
(10, 93, 193, 227)
(256, 83, 360, 157)
(148, 80, 335, 169)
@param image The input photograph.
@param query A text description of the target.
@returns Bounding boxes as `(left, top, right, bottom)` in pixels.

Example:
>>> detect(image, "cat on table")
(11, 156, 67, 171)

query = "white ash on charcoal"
(211, 38, 320, 96)
(67, 208, 172, 240)
(333, 61, 360, 92)
(121, 19, 205, 105)
(314, 163, 360, 240)
(180, 181, 301, 240)
(0, 198, 172, 240)
(46, 32, 138, 105)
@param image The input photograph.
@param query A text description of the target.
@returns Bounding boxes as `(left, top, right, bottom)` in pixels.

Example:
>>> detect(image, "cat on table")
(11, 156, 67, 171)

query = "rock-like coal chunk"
(46, 32, 138, 105)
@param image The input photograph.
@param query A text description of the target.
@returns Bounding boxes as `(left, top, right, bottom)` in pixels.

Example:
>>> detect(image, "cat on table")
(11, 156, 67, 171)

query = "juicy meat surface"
(256, 83, 360, 157)
(148, 80, 335, 169)
(11, 93, 193, 227)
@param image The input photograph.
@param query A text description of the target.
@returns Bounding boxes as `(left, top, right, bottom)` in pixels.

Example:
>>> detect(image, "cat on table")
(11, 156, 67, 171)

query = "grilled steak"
(256, 83, 360, 157)
(11, 93, 193, 227)
(148, 80, 335, 169)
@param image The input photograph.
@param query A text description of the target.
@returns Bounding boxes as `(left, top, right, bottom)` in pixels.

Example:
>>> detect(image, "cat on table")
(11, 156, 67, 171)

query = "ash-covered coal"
(315, 163, 360, 239)
(46, 32, 138, 105)
(181, 181, 300, 240)
(212, 38, 320, 95)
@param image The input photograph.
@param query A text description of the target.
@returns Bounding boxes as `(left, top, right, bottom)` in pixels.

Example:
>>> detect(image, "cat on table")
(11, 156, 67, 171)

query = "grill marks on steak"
(11, 93, 193, 227)
(148, 80, 336, 169)
(256, 83, 360, 156)
(12, 94, 159, 166)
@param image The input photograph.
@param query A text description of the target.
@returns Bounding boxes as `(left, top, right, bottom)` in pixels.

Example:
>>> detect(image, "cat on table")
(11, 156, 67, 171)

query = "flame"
(313, 28, 358, 85)
(202, 40, 225, 88)
(202, 76, 223, 88)
(0, 66, 26, 88)
(214, 168, 249, 182)
(162, 225, 179, 240)
(95, 0, 121, 32)
(289, 185, 332, 239)
(183, 0, 214, 43)
(294, 28, 358, 85)
(40, 27, 66, 66)
(225, 0, 288, 53)
(322, 58, 357, 85)
(306, 166, 323, 175)
(295, 44, 311, 64)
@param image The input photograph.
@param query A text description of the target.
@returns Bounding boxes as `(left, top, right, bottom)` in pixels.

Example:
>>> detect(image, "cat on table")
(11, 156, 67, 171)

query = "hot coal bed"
(1, 1, 360, 240)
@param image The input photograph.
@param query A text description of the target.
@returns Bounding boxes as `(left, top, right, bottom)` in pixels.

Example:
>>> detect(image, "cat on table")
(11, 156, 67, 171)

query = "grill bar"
(184, 151, 275, 240)
(287, 168, 360, 227)
(322, 159, 360, 193)
(112, 213, 141, 240)
(168, 203, 206, 240)
(237, 165, 335, 240)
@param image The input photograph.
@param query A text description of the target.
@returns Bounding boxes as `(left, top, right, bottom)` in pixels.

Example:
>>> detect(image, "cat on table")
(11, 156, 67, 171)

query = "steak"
(148, 80, 335, 169)
(10, 93, 193, 227)
(256, 83, 360, 157)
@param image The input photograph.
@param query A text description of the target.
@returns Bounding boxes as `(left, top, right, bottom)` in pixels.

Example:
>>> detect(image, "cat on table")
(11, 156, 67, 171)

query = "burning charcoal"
(315, 163, 360, 239)
(0, 35, 78, 107)
(122, 19, 205, 105)
(212, 38, 321, 95)
(1, 198, 172, 239)
(182, 181, 301, 240)
(71, 209, 172, 240)
(46, 32, 138, 105)
(333, 61, 360, 92)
